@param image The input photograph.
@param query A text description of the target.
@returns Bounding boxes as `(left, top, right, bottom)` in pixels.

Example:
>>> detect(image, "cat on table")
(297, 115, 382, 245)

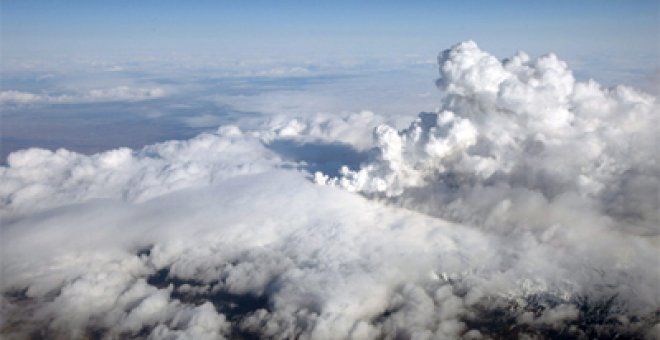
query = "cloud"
(321, 41, 659, 233)
(1, 42, 659, 339)
(0, 86, 166, 106)
(0, 125, 277, 222)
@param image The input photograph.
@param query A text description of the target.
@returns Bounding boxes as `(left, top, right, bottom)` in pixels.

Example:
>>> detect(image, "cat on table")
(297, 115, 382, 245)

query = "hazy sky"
(1, 1, 658, 160)
(2, 0, 658, 61)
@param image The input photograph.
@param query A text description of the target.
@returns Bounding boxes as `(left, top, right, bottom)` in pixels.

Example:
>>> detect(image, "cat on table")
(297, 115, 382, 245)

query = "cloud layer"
(0, 86, 166, 106)
(1, 42, 659, 339)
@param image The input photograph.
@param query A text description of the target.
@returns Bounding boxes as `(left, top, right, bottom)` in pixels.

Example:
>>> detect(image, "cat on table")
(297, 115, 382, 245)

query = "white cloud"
(0, 86, 166, 106)
(321, 40, 659, 234)
(1, 42, 658, 339)
(0, 126, 278, 221)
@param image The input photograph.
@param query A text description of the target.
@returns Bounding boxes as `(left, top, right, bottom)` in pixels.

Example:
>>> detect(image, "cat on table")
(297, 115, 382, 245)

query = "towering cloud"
(320, 41, 658, 235)
(1, 42, 658, 339)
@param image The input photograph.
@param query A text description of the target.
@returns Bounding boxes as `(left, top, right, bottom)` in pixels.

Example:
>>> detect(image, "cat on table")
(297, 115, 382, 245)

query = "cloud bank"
(1, 42, 659, 339)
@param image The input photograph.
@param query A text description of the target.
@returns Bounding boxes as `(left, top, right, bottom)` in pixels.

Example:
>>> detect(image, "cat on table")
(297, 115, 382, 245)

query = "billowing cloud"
(320, 41, 659, 234)
(0, 86, 166, 106)
(1, 42, 659, 339)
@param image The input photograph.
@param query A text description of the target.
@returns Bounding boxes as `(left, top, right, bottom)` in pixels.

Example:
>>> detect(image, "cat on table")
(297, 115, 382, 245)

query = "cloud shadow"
(266, 138, 370, 177)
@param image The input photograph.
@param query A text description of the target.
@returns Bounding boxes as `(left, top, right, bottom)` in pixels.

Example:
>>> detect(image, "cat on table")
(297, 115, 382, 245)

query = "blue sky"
(2, 0, 658, 61)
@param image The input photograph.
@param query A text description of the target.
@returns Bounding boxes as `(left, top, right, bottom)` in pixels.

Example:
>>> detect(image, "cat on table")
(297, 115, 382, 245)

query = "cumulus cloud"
(0, 86, 166, 106)
(321, 41, 659, 233)
(0, 125, 278, 222)
(1, 42, 659, 339)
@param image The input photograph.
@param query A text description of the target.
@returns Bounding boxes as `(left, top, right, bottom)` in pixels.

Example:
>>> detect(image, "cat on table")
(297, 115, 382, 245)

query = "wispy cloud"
(0, 86, 167, 106)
